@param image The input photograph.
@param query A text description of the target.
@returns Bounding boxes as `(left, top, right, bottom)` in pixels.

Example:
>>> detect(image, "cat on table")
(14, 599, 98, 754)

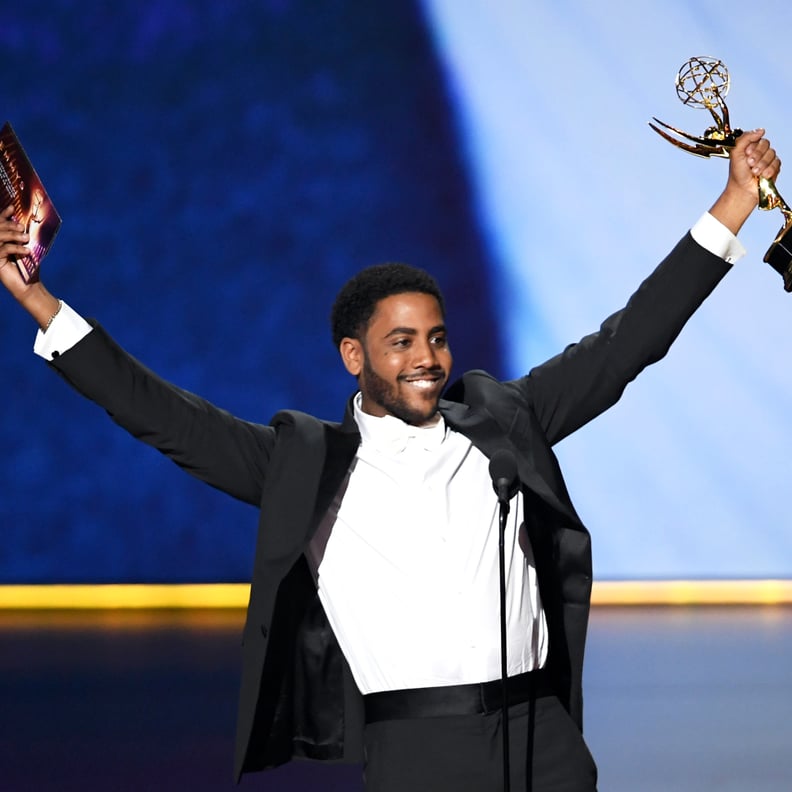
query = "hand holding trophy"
(650, 56, 792, 291)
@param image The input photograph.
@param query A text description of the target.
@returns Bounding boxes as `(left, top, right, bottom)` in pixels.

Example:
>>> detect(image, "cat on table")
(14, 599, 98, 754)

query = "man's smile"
(401, 373, 445, 390)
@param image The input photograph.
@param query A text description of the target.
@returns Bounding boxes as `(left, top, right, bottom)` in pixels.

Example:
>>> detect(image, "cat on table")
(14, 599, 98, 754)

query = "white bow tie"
(356, 408, 446, 456)
(382, 420, 446, 454)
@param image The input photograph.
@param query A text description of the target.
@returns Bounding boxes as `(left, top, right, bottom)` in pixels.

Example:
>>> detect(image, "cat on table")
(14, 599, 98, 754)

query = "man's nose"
(411, 339, 437, 368)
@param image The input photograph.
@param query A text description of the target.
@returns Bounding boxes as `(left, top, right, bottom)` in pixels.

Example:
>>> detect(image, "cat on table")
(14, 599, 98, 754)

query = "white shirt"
(307, 395, 547, 694)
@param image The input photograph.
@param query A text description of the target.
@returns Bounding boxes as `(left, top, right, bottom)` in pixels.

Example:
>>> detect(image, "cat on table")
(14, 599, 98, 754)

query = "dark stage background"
(1, 0, 503, 583)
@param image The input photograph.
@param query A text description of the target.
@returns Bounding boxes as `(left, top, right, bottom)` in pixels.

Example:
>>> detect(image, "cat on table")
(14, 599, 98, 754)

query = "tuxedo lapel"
(313, 421, 360, 526)
(439, 400, 580, 525)
(439, 400, 509, 459)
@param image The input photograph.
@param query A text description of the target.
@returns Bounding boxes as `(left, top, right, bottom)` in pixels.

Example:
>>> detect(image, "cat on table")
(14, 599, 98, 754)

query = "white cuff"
(34, 301, 92, 361)
(690, 212, 746, 264)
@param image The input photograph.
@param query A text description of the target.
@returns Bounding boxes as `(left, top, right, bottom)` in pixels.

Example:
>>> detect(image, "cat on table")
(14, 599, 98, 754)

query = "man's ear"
(339, 337, 363, 377)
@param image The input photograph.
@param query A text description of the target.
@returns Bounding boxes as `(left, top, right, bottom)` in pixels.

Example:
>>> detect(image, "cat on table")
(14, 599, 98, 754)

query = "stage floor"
(2, 606, 791, 791)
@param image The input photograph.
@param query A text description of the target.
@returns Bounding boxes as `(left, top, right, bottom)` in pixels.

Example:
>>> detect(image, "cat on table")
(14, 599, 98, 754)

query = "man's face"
(340, 292, 452, 426)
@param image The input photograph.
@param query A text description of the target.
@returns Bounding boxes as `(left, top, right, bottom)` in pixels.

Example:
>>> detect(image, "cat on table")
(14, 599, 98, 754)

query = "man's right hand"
(0, 204, 62, 329)
(0, 204, 33, 298)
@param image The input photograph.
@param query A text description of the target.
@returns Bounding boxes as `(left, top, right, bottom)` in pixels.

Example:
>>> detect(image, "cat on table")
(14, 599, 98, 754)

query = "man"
(0, 129, 781, 791)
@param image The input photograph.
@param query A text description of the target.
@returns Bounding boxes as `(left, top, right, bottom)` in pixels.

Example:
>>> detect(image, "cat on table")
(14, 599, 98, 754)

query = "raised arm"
(1, 202, 276, 505)
(508, 130, 781, 446)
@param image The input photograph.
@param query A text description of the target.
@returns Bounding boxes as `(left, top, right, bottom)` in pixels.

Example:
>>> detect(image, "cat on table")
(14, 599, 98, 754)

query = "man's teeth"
(408, 379, 436, 389)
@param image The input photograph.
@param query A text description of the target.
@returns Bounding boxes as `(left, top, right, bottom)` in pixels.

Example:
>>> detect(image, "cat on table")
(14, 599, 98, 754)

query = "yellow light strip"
(591, 579, 792, 606)
(0, 584, 250, 609)
(0, 580, 791, 609)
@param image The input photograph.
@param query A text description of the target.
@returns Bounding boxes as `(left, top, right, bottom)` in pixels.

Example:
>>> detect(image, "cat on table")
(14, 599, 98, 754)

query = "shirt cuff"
(690, 211, 746, 264)
(33, 301, 93, 361)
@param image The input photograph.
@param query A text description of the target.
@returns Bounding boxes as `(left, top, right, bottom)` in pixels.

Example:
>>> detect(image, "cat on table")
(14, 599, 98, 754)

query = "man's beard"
(361, 356, 441, 426)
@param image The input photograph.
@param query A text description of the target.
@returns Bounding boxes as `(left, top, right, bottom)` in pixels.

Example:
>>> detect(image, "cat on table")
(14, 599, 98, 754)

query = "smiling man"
(0, 128, 782, 791)
(334, 266, 451, 426)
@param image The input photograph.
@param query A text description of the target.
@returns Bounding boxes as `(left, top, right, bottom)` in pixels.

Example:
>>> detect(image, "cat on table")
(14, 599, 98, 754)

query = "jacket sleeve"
(49, 321, 275, 506)
(503, 233, 731, 446)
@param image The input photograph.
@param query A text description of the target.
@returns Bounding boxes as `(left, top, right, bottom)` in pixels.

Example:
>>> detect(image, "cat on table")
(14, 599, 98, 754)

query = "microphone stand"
(489, 449, 518, 792)
(497, 486, 511, 792)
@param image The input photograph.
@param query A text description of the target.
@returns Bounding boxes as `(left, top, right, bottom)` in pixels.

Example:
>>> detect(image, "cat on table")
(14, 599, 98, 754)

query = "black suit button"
(260, 624, 268, 638)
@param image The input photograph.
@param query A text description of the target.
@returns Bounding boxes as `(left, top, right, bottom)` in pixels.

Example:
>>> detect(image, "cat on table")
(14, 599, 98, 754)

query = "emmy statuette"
(650, 56, 792, 291)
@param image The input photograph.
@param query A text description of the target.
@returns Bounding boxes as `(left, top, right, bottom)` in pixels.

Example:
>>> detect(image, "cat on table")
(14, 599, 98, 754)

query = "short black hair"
(330, 262, 445, 347)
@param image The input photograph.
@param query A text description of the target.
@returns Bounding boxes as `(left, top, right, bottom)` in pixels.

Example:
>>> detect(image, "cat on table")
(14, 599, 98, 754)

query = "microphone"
(488, 449, 518, 505)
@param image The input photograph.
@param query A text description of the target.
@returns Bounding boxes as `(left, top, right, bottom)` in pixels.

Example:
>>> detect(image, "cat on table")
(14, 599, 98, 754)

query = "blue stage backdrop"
(2, 0, 791, 583)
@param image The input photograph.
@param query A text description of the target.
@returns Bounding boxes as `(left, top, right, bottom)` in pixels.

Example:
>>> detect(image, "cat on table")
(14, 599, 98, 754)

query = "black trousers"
(362, 695, 598, 792)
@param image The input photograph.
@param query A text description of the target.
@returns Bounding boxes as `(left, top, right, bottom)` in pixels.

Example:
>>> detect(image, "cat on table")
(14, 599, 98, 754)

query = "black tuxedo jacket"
(49, 233, 730, 781)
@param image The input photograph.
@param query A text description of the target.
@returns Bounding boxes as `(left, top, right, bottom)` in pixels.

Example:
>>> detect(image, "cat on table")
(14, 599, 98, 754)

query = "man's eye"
(431, 336, 447, 347)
